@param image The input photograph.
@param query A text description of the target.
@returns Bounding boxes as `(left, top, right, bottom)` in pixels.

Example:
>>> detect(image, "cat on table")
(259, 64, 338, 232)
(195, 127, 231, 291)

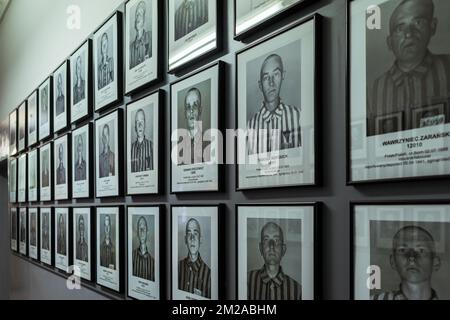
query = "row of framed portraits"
(10, 203, 318, 300)
(12, 201, 450, 300)
(8, 13, 321, 197)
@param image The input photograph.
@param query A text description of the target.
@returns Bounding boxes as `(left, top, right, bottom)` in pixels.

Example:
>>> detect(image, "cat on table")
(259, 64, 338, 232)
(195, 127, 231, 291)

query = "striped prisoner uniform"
(174, 0, 208, 41)
(247, 102, 302, 155)
(132, 248, 155, 281)
(178, 255, 211, 299)
(131, 137, 154, 173)
(97, 56, 114, 90)
(371, 287, 438, 300)
(367, 52, 450, 136)
(248, 266, 302, 300)
(100, 240, 115, 269)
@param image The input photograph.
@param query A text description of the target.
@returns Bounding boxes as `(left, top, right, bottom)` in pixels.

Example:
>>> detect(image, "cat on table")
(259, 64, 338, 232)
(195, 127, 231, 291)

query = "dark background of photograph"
(177, 215, 212, 268)
(131, 214, 155, 259)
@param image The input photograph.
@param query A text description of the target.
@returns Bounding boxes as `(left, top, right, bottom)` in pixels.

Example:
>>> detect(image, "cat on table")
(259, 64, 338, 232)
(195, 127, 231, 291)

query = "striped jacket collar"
(392, 285, 439, 300)
(390, 51, 434, 87)
(260, 265, 285, 287)
(260, 102, 285, 123)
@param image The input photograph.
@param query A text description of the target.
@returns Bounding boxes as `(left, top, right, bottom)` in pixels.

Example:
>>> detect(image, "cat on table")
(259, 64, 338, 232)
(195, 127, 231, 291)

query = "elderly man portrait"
(55, 73, 65, 117)
(76, 215, 89, 262)
(372, 225, 441, 300)
(248, 222, 302, 300)
(131, 109, 154, 172)
(178, 218, 211, 298)
(132, 216, 155, 281)
(100, 215, 115, 269)
(247, 54, 302, 156)
(56, 144, 66, 185)
(99, 124, 115, 178)
(367, 0, 450, 136)
(130, 1, 152, 69)
(73, 55, 86, 105)
(74, 135, 87, 181)
(98, 32, 114, 90)
(174, 0, 209, 41)
(57, 214, 66, 255)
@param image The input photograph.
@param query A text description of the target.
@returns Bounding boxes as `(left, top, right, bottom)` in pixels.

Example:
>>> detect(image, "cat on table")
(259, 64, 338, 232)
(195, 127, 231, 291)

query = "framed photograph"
(0, 118, 9, 161)
(234, 0, 310, 39)
(72, 123, 93, 199)
(18, 101, 27, 152)
(236, 15, 320, 190)
(11, 208, 18, 252)
(171, 205, 223, 300)
(38, 77, 53, 141)
(17, 153, 27, 203)
(70, 40, 92, 124)
(95, 109, 123, 198)
(9, 157, 17, 203)
(39, 142, 53, 202)
(170, 62, 223, 193)
(55, 208, 72, 273)
(352, 201, 450, 300)
(93, 12, 123, 112)
(53, 61, 70, 133)
(348, 0, 450, 184)
(19, 207, 27, 256)
(27, 90, 39, 147)
(28, 207, 39, 260)
(40, 207, 53, 266)
(126, 91, 161, 195)
(54, 134, 71, 200)
(96, 206, 124, 292)
(125, 0, 161, 94)
(28, 149, 39, 202)
(168, 0, 219, 72)
(236, 203, 318, 300)
(73, 207, 94, 281)
(9, 108, 17, 156)
(127, 205, 164, 300)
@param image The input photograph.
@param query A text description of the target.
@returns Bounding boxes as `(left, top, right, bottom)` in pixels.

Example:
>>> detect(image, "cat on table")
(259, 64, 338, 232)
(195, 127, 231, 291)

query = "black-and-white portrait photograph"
(127, 206, 161, 300)
(97, 207, 121, 292)
(71, 40, 91, 123)
(9, 158, 17, 203)
(17, 154, 27, 203)
(125, 0, 159, 93)
(40, 207, 52, 266)
(11, 208, 18, 252)
(95, 110, 121, 198)
(94, 12, 122, 111)
(237, 17, 317, 190)
(18, 101, 27, 152)
(72, 124, 91, 199)
(54, 135, 69, 200)
(234, 0, 305, 38)
(168, 0, 218, 71)
(55, 208, 70, 273)
(350, 0, 450, 183)
(127, 92, 160, 195)
(73, 208, 92, 281)
(171, 205, 220, 300)
(171, 63, 222, 193)
(53, 62, 69, 133)
(27, 91, 38, 147)
(39, 143, 52, 202)
(237, 204, 317, 300)
(39, 78, 52, 141)
(19, 208, 27, 256)
(9, 109, 17, 156)
(353, 203, 450, 300)
(0, 118, 9, 161)
(28, 149, 39, 202)
(28, 208, 39, 260)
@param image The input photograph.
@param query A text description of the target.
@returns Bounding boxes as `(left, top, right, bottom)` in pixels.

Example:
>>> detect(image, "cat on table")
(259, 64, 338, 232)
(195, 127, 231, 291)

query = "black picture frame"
(235, 13, 322, 191)
(233, 0, 313, 40)
(70, 39, 94, 125)
(9, 108, 17, 156)
(17, 100, 27, 153)
(17, 153, 28, 203)
(19, 207, 28, 257)
(72, 207, 96, 284)
(52, 60, 71, 134)
(350, 199, 450, 300)
(39, 206, 55, 267)
(235, 202, 321, 300)
(72, 122, 94, 199)
(53, 133, 72, 201)
(169, 60, 225, 194)
(28, 148, 40, 203)
(126, 204, 166, 300)
(124, 0, 164, 96)
(169, 204, 225, 300)
(9, 157, 17, 203)
(167, 0, 223, 74)
(10, 207, 18, 252)
(27, 89, 39, 148)
(28, 207, 40, 261)
(54, 207, 73, 275)
(38, 76, 54, 142)
(93, 11, 124, 114)
(39, 141, 54, 202)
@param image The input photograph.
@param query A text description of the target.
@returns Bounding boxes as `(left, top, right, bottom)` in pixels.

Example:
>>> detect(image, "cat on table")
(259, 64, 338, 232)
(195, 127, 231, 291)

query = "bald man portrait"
(130, 0, 152, 69)
(367, 0, 450, 136)
(178, 218, 211, 298)
(372, 225, 441, 300)
(131, 108, 154, 173)
(248, 222, 302, 300)
(132, 216, 155, 281)
(247, 54, 302, 156)
(99, 123, 115, 178)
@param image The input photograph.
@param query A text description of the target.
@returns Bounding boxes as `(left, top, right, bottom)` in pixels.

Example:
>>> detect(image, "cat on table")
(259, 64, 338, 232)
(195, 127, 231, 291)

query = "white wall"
(0, 0, 123, 121)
